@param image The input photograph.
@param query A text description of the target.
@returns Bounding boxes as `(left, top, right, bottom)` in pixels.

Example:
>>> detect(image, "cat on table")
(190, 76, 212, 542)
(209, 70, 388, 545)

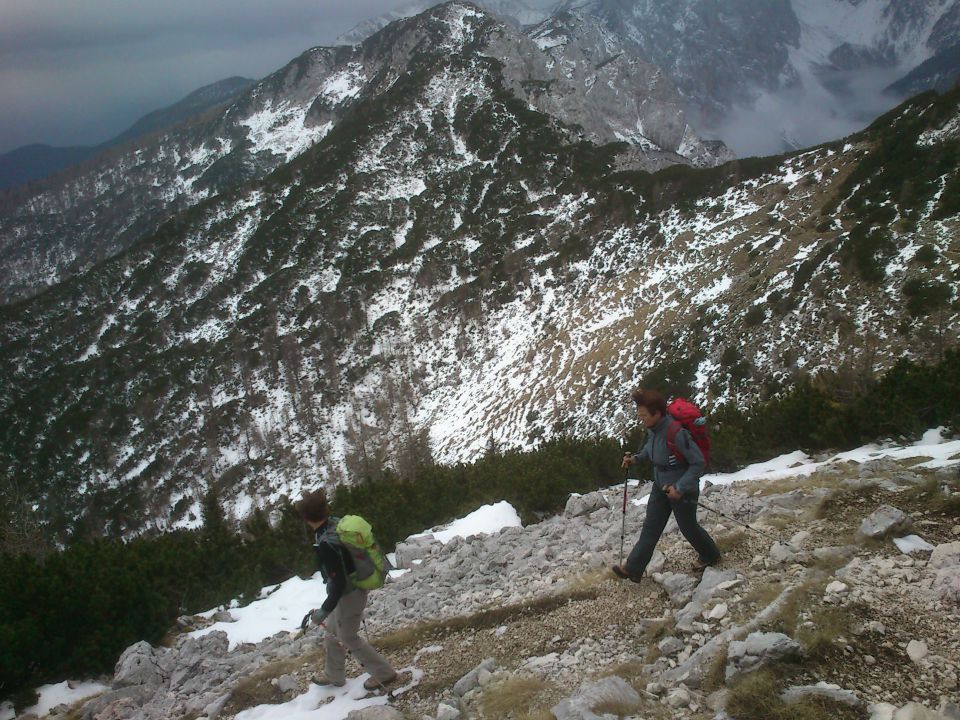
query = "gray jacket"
(632, 415, 705, 495)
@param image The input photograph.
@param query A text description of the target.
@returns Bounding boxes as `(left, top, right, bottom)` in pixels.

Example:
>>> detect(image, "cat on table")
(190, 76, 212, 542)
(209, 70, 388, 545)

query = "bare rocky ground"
(49, 454, 960, 720)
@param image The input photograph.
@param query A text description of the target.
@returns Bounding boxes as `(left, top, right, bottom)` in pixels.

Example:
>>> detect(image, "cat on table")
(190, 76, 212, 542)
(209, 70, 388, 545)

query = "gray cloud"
(0, 0, 410, 153)
(707, 67, 908, 158)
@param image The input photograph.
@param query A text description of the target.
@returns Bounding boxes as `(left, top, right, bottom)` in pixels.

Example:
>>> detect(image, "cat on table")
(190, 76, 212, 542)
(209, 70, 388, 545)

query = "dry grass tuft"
(899, 477, 960, 515)
(726, 669, 864, 720)
(701, 645, 729, 692)
(597, 660, 647, 686)
(222, 651, 323, 715)
(481, 676, 556, 720)
(715, 529, 749, 554)
(798, 606, 860, 659)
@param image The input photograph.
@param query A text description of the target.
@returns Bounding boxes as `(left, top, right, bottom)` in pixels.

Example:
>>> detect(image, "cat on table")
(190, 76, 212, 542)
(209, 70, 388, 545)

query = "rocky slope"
(56, 450, 960, 720)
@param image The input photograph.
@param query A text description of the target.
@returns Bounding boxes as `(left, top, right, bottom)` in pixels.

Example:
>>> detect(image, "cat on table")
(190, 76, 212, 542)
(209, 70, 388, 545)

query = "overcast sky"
(0, 0, 428, 154)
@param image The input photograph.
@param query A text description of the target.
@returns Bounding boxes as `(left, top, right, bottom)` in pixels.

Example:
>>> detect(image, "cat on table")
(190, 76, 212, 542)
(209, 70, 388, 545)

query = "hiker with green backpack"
(612, 388, 721, 583)
(298, 489, 399, 691)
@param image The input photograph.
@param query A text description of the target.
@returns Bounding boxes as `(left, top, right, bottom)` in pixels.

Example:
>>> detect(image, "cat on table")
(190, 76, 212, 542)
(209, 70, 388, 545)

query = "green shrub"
(744, 305, 766, 326)
(902, 277, 953, 317)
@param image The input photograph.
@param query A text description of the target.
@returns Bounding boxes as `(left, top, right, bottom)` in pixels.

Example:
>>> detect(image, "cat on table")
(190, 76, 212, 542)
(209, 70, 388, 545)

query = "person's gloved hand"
(310, 608, 329, 626)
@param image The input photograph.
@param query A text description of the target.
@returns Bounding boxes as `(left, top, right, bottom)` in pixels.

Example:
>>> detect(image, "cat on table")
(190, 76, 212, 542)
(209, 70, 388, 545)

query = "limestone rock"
(453, 658, 496, 696)
(552, 676, 640, 720)
(934, 568, 960, 605)
(893, 702, 952, 719)
(658, 636, 685, 656)
(706, 603, 728, 620)
(394, 536, 438, 569)
(726, 632, 802, 682)
(906, 639, 929, 663)
(346, 707, 406, 720)
(666, 686, 692, 708)
(781, 682, 861, 707)
(893, 535, 935, 556)
(655, 572, 699, 606)
(436, 701, 461, 720)
(564, 491, 610, 518)
(929, 541, 960, 570)
(274, 674, 298, 694)
(859, 506, 913, 539)
(113, 642, 169, 690)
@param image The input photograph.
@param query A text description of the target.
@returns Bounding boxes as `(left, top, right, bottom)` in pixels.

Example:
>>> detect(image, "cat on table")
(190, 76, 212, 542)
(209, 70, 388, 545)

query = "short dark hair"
(298, 489, 329, 523)
(631, 388, 667, 416)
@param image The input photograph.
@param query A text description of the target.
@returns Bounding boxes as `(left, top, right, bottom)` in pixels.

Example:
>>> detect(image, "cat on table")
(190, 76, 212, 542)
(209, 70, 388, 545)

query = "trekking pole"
(696, 499, 781, 542)
(300, 613, 396, 699)
(619, 444, 630, 566)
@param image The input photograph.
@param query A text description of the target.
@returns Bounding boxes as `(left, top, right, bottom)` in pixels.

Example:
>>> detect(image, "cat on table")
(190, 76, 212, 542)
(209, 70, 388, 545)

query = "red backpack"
(665, 398, 710, 468)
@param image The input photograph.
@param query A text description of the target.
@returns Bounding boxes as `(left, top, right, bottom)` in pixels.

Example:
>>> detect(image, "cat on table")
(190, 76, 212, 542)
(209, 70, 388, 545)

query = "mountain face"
(552, 0, 960, 155)
(0, 77, 256, 192)
(0, 1, 958, 541)
(0, 3, 723, 307)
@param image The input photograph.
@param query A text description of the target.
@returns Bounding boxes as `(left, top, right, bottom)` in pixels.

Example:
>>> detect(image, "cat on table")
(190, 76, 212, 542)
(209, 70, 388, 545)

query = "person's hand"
(310, 608, 329, 626)
(665, 485, 682, 501)
(621, 453, 634, 470)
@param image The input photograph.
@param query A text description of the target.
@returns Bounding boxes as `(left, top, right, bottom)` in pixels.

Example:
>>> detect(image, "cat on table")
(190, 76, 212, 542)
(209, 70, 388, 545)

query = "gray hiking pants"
(624, 483, 721, 577)
(324, 589, 395, 684)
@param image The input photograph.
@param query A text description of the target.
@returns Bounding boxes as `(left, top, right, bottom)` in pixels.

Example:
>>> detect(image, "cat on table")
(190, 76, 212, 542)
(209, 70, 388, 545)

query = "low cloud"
(707, 67, 910, 158)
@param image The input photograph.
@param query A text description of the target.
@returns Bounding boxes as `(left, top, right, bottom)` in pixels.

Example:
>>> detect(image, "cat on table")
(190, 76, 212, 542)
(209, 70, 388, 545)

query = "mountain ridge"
(0, 77, 256, 192)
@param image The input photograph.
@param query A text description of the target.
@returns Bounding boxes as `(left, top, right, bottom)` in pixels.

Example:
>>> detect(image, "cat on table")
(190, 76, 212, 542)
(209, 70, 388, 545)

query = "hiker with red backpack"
(612, 388, 721, 582)
(298, 489, 399, 691)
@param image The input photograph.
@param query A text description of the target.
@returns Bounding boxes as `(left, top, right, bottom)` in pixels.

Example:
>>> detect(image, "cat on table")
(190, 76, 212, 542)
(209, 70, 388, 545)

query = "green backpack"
(322, 515, 390, 590)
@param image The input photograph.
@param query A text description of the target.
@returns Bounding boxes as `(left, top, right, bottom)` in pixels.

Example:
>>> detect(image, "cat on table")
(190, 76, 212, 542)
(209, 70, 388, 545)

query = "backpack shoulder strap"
(666, 420, 686, 462)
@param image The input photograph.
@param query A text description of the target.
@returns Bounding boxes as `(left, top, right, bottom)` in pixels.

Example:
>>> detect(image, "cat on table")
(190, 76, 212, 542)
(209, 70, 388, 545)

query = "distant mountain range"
(0, 77, 255, 191)
(341, 0, 960, 156)
(0, 2, 957, 540)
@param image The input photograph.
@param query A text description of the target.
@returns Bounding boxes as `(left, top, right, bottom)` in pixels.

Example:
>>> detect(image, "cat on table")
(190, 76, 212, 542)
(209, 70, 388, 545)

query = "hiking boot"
(363, 672, 399, 691)
(611, 565, 642, 583)
(313, 674, 345, 687)
(691, 556, 720, 571)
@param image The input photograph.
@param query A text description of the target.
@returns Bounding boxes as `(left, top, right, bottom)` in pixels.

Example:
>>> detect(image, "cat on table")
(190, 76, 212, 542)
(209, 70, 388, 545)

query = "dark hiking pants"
(623, 483, 721, 577)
